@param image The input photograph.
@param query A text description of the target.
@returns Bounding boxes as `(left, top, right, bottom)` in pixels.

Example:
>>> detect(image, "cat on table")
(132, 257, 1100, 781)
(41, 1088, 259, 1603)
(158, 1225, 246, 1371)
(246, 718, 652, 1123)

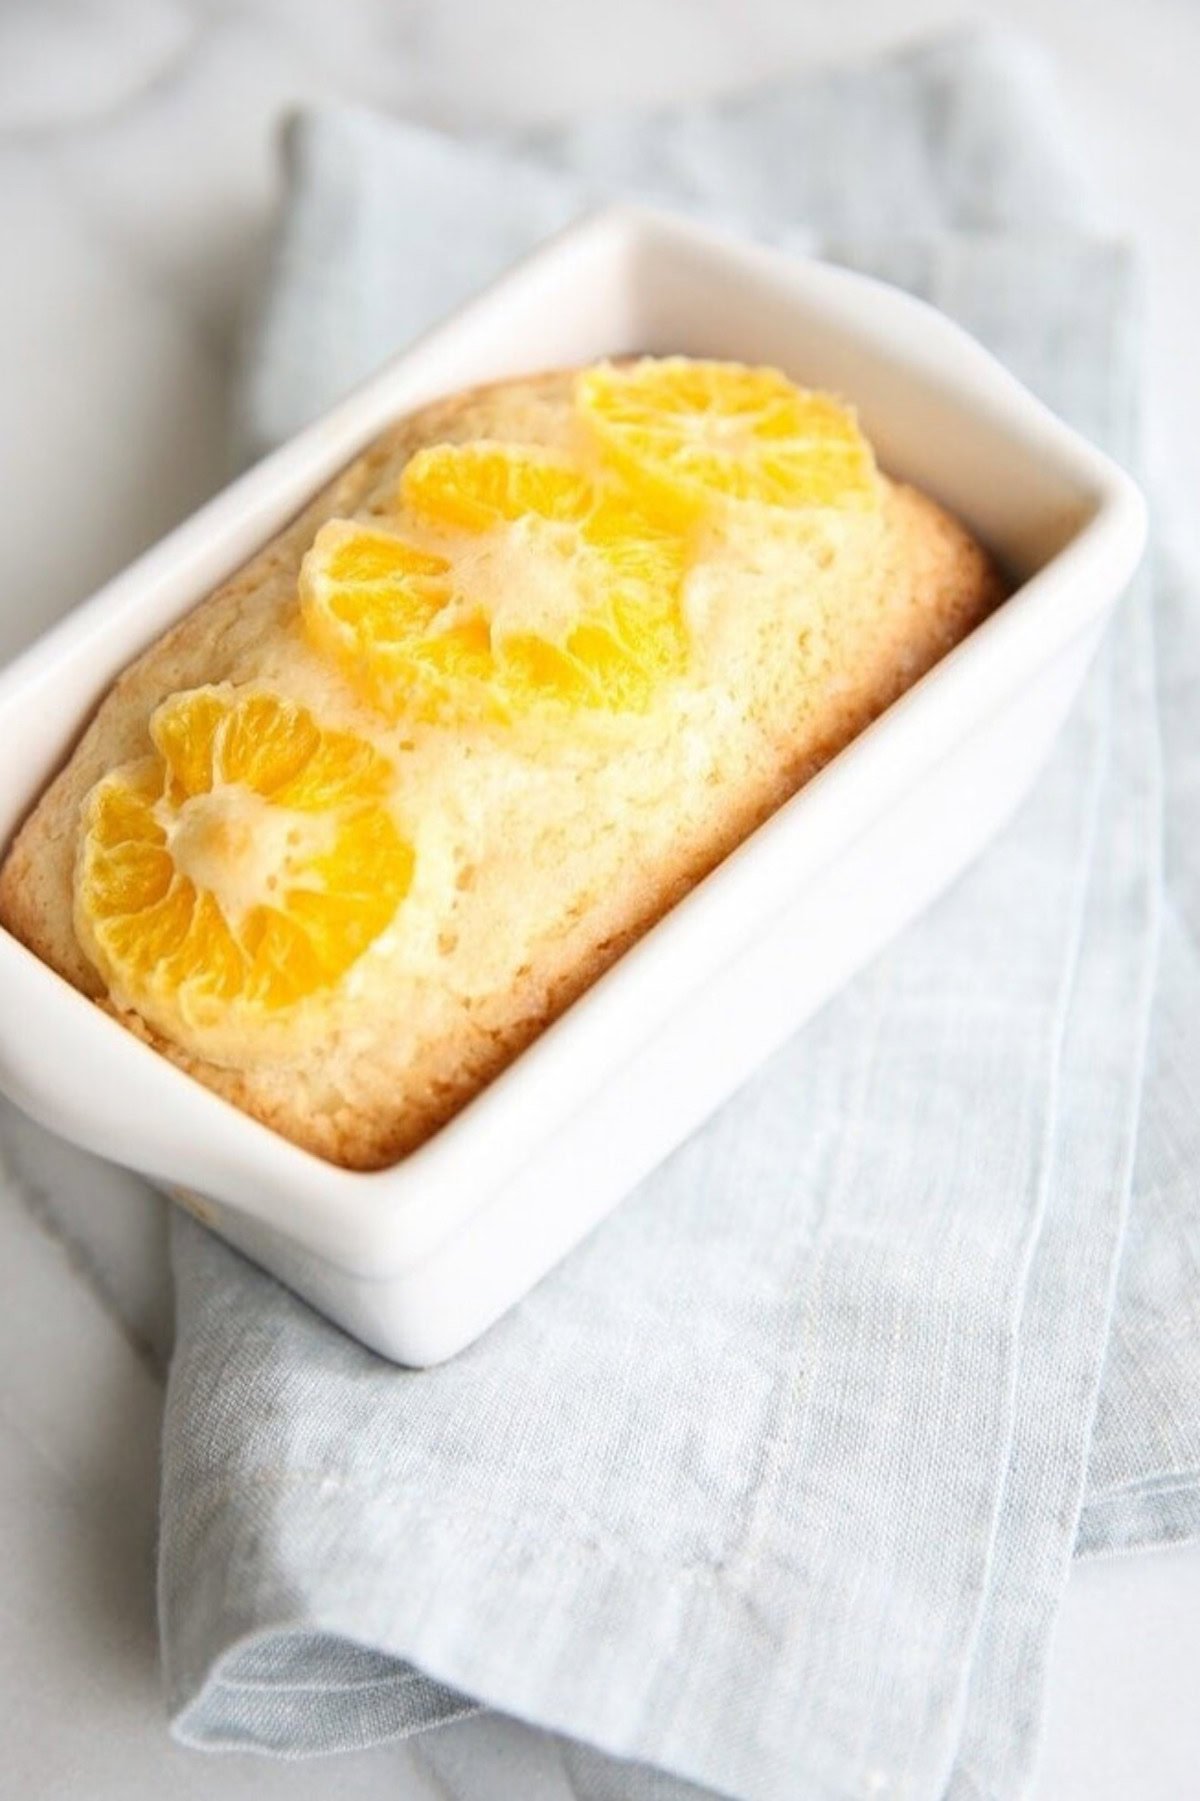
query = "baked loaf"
(0, 359, 1003, 1169)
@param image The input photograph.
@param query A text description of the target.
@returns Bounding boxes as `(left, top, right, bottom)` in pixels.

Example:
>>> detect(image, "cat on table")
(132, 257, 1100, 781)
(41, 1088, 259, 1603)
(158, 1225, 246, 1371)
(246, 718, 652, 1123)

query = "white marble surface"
(2, 2, 1199, 1796)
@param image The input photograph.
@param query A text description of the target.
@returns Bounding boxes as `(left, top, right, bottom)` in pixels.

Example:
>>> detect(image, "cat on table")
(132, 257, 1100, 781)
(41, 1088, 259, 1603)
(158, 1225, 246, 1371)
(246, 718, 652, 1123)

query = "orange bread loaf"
(0, 359, 1003, 1168)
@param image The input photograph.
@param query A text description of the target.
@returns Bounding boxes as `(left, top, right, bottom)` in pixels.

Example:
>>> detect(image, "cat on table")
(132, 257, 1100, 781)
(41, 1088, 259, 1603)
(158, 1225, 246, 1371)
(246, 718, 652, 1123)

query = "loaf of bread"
(0, 359, 1003, 1169)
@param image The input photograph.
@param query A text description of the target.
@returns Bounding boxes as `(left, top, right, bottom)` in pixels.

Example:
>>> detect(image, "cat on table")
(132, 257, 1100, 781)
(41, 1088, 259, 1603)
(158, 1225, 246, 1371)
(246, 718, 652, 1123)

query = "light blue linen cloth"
(162, 31, 1200, 1798)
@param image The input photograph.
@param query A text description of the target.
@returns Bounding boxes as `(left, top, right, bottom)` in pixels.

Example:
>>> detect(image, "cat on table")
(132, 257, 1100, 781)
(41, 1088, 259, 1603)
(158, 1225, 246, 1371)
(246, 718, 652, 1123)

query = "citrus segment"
(576, 357, 878, 520)
(76, 686, 413, 1052)
(299, 443, 687, 721)
(299, 519, 493, 723)
(401, 440, 593, 532)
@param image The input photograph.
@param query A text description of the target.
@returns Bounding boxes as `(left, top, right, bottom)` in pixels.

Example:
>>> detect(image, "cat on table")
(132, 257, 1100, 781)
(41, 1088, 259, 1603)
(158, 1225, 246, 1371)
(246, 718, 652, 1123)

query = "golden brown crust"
(0, 369, 1004, 1170)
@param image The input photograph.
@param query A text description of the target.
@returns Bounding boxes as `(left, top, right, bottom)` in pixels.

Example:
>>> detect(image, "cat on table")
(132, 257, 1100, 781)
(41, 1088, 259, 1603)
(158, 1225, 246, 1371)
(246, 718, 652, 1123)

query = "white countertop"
(2, 2, 1199, 1795)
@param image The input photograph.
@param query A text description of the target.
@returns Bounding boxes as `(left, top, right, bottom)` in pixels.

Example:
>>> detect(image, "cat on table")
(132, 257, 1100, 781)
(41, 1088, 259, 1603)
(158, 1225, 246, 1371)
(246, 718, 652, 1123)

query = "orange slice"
(75, 685, 413, 1056)
(576, 357, 878, 521)
(299, 442, 688, 721)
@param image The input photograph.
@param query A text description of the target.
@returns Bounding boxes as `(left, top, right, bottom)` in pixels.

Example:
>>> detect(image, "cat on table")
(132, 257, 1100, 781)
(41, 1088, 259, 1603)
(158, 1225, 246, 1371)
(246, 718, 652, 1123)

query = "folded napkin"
(161, 30, 1200, 1799)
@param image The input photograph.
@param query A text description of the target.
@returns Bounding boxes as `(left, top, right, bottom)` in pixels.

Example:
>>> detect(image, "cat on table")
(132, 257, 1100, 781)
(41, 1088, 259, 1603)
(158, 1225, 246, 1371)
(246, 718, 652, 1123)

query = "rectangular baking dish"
(0, 206, 1145, 1364)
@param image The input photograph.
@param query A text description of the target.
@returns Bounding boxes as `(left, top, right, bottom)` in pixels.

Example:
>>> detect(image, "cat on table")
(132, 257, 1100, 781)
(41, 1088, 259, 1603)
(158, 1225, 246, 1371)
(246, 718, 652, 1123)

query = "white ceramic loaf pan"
(0, 207, 1146, 1365)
